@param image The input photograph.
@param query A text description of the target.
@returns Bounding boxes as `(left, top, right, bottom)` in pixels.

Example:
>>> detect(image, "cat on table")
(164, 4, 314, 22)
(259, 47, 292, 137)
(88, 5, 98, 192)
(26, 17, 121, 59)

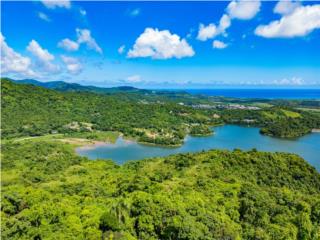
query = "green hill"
(1, 140, 320, 239)
(1, 79, 219, 146)
(10, 78, 145, 94)
(2, 78, 320, 143)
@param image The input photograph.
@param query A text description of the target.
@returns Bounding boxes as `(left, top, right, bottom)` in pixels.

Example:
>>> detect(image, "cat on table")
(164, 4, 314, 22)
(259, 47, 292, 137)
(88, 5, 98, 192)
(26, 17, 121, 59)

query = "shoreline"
(312, 129, 320, 133)
(76, 130, 217, 150)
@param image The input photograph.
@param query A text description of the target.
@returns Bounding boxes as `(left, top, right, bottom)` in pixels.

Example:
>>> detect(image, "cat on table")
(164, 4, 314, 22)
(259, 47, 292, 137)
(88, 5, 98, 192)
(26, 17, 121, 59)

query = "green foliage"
(2, 77, 320, 239)
(1, 79, 221, 146)
(221, 107, 320, 138)
(99, 212, 120, 232)
(260, 119, 310, 138)
(64, 130, 119, 143)
(189, 124, 213, 136)
(2, 79, 319, 144)
(1, 141, 320, 239)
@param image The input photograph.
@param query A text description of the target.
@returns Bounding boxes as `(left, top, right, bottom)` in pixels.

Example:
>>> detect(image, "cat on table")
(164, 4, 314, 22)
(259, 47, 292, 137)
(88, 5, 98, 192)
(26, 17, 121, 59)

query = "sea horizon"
(161, 88, 320, 100)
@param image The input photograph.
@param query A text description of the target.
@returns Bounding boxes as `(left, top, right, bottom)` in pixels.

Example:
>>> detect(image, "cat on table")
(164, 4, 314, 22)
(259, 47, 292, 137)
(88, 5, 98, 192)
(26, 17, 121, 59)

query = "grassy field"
(281, 109, 301, 118)
(63, 131, 119, 143)
(3, 131, 120, 147)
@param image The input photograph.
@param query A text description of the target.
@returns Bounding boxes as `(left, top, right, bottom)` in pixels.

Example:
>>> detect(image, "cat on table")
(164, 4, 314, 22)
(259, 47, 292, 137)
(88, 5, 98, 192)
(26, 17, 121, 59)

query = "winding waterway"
(76, 125, 320, 171)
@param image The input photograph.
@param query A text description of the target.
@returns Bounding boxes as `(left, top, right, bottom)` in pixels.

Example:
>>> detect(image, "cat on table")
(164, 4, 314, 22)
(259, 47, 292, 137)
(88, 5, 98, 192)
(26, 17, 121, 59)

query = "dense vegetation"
(1, 79, 219, 146)
(221, 108, 320, 138)
(189, 124, 213, 136)
(260, 119, 311, 138)
(2, 140, 320, 239)
(2, 79, 320, 144)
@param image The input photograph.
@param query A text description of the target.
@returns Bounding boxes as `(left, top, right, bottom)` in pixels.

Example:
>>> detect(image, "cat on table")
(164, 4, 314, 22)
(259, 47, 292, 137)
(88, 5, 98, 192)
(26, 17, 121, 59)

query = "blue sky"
(1, 0, 320, 88)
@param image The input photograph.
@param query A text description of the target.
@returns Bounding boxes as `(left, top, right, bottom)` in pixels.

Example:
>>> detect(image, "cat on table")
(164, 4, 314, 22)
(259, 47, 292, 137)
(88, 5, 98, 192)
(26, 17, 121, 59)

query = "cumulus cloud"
(61, 55, 82, 75)
(27, 40, 53, 62)
(227, 0, 261, 20)
(213, 40, 228, 49)
(197, 24, 218, 41)
(127, 28, 194, 59)
(0, 33, 36, 77)
(219, 14, 231, 33)
(255, 4, 320, 38)
(41, 0, 71, 9)
(27, 40, 59, 73)
(57, 28, 102, 53)
(274, 0, 301, 15)
(126, 75, 142, 83)
(118, 45, 125, 54)
(38, 12, 51, 22)
(197, 14, 231, 41)
(58, 38, 79, 51)
(76, 28, 102, 54)
(197, 1, 260, 43)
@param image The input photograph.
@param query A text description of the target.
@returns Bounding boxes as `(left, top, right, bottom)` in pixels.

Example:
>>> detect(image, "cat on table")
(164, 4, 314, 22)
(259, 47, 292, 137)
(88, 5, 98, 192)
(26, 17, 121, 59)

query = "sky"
(1, 0, 320, 88)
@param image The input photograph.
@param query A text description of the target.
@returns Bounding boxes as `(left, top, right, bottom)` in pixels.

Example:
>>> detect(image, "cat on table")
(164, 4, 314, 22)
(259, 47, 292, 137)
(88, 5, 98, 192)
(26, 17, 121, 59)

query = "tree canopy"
(1, 140, 320, 239)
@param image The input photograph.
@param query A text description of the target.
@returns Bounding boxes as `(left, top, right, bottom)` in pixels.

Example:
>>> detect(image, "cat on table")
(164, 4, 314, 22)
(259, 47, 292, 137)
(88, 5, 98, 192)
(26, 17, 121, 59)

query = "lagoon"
(76, 125, 320, 171)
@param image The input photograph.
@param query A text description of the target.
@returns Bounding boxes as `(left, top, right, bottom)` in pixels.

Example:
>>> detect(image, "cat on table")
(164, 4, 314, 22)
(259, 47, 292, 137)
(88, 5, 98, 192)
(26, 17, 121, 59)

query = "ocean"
(184, 89, 320, 99)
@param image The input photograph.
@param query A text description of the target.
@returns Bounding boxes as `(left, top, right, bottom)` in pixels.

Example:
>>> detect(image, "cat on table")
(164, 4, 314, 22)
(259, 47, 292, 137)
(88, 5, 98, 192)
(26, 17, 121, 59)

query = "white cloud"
(197, 1, 260, 43)
(61, 55, 82, 75)
(255, 4, 320, 38)
(274, 77, 305, 85)
(126, 75, 142, 83)
(41, 0, 71, 9)
(57, 28, 101, 53)
(219, 14, 231, 32)
(27, 40, 54, 62)
(58, 38, 79, 51)
(197, 14, 231, 41)
(38, 12, 51, 22)
(118, 45, 125, 54)
(27, 40, 59, 73)
(197, 23, 218, 41)
(274, 0, 301, 15)
(0, 33, 36, 77)
(76, 28, 102, 54)
(213, 40, 228, 49)
(127, 28, 194, 59)
(227, 0, 261, 20)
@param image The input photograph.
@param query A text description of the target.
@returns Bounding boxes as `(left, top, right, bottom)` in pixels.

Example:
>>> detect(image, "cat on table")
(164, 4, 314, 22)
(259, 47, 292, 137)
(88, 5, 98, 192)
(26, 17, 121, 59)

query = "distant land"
(8, 78, 320, 100)
(185, 89, 320, 100)
(11, 78, 146, 94)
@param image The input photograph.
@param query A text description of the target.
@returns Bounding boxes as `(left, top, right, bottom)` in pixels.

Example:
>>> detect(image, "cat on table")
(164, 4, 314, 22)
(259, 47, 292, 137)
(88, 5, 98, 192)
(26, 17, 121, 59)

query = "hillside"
(2, 79, 320, 143)
(1, 79, 219, 146)
(2, 139, 320, 239)
(11, 78, 144, 94)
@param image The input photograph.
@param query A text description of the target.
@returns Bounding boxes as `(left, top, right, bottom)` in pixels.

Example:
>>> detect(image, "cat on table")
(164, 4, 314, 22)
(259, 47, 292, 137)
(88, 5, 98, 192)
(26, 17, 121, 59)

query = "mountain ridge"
(5, 78, 145, 94)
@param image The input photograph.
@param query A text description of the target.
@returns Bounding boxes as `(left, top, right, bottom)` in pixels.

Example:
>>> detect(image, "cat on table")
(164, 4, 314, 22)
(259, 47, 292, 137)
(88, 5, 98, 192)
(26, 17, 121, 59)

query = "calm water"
(185, 89, 320, 99)
(76, 125, 320, 171)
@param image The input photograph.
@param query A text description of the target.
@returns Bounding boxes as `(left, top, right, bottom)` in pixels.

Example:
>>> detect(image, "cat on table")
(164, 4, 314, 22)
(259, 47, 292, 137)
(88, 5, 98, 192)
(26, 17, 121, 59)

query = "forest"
(2, 140, 320, 239)
(2, 78, 320, 145)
